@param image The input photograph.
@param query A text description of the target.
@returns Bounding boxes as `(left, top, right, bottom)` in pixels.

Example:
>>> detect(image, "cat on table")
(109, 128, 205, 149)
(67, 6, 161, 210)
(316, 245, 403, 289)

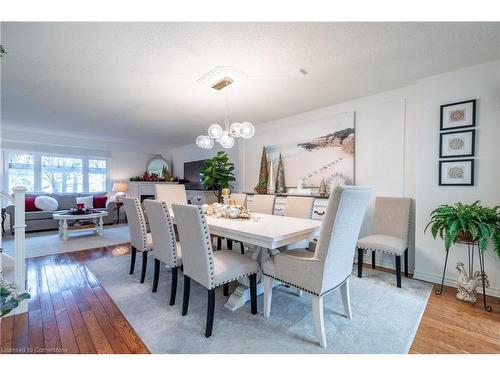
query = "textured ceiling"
(1, 22, 499, 148)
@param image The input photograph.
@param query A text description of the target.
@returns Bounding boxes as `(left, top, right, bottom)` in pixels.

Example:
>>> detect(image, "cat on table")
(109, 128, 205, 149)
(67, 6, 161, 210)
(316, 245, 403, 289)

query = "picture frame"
(440, 99, 476, 131)
(439, 129, 475, 158)
(439, 159, 474, 186)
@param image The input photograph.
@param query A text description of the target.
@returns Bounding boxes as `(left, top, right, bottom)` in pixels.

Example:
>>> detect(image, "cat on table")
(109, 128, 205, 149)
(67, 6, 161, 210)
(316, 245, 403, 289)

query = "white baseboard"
(413, 269, 500, 298)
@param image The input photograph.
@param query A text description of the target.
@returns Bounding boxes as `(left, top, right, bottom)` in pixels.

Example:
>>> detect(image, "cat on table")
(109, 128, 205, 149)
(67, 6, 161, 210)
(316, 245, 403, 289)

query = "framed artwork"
(439, 159, 474, 186)
(439, 129, 475, 158)
(440, 99, 476, 131)
(266, 112, 355, 188)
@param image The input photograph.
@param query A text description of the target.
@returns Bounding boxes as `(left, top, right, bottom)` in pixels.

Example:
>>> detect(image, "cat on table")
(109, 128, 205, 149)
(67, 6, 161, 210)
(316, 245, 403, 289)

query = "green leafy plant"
(0, 286, 30, 317)
(201, 151, 236, 202)
(254, 179, 267, 194)
(424, 201, 500, 257)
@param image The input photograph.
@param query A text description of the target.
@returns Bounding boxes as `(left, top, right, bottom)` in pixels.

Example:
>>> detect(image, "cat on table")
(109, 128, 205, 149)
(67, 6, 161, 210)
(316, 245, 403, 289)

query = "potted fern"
(425, 201, 500, 257)
(200, 151, 236, 202)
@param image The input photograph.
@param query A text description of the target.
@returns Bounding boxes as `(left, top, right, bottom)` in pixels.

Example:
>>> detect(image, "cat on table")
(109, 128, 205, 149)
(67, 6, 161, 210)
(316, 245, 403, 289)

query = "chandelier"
(196, 78, 255, 149)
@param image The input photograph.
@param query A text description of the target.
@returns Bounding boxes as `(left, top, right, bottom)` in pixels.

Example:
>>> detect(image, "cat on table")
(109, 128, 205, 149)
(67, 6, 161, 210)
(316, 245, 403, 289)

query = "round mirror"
(146, 157, 170, 178)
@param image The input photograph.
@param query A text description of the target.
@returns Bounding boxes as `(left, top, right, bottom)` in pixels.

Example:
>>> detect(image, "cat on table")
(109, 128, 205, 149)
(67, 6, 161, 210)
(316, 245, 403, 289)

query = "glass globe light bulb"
(208, 123, 223, 139)
(196, 135, 214, 149)
(239, 122, 255, 139)
(229, 122, 242, 137)
(218, 131, 235, 149)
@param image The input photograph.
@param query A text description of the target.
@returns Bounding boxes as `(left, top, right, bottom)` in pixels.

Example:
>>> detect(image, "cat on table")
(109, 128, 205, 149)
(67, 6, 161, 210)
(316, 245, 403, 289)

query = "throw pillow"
(34, 196, 59, 212)
(77, 196, 94, 209)
(25, 195, 40, 212)
(93, 195, 107, 209)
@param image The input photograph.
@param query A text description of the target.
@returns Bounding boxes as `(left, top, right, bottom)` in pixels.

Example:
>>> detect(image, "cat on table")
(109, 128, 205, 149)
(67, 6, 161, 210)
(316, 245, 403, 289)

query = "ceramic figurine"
(456, 262, 490, 303)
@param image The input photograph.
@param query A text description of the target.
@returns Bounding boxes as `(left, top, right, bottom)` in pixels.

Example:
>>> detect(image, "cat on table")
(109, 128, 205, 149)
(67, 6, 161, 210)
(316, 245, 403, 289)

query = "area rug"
(87, 254, 432, 354)
(2, 225, 130, 259)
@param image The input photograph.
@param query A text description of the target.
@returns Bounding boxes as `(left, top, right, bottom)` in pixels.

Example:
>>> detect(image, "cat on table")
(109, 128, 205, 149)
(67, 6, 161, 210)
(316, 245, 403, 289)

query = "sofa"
(5, 192, 125, 234)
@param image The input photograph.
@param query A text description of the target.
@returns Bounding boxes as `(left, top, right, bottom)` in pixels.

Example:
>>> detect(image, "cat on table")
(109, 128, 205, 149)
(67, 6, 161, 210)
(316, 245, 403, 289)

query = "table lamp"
(112, 182, 128, 201)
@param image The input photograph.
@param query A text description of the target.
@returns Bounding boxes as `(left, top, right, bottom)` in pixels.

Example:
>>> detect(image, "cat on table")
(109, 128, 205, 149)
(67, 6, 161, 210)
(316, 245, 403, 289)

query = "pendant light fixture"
(196, 77, 255, 149)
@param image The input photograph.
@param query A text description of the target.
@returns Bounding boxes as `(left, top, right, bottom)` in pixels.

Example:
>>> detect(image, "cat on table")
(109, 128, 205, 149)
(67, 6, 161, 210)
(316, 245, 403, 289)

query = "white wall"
(414, 60, 500, 297)
(238, 86, 417, 271)
(168, 142, 240, 191)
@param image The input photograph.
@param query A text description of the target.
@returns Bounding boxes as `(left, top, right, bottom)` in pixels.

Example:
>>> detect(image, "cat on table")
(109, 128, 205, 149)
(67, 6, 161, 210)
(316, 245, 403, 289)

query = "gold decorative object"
(255, 147, 268, 193)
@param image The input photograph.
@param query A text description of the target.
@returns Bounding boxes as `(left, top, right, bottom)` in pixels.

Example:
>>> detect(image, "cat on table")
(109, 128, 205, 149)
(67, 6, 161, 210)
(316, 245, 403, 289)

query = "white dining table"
(170, 209, 322, 311)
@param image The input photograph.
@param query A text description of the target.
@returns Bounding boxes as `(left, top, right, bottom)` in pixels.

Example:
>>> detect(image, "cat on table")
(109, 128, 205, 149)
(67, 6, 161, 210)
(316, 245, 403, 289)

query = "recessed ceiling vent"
(211, 77, 234, 90)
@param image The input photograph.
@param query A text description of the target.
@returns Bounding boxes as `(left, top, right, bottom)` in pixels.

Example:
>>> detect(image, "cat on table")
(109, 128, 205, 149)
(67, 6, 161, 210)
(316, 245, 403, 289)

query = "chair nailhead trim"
(358, 246, 406, 256)
(212, 271, 258, 289)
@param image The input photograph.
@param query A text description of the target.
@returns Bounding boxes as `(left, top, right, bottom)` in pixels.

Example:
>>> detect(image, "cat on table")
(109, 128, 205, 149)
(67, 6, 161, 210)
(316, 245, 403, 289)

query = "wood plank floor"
(0, 244, 149, 354)
(1, 244, 499, 354)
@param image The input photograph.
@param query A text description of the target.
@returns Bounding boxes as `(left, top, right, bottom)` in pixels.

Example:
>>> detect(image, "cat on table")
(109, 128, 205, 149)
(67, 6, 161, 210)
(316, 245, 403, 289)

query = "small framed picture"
(439, 159, 474, 186)
(439, 129, 475, 158)
(440, 99, 476, 131)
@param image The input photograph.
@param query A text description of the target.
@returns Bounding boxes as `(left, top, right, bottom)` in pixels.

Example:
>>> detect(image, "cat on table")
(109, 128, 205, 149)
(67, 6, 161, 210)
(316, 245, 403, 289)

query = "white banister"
(13, 187, 27, 301)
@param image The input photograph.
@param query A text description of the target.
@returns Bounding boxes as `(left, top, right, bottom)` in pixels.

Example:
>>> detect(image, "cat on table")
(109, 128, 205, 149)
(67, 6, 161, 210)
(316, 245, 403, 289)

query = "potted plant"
(425, 201, 500, 257)
(254, 179, 267, 194)
(0, 285, 30, 317)
(201, 151, 236, 202)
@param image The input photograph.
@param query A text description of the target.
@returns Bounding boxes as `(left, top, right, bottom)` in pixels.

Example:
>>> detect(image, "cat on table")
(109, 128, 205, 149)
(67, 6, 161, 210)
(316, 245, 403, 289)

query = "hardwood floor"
(0, 244, 149, 354)
(1, 244, 499, 354)
(410, 284, 500, 354)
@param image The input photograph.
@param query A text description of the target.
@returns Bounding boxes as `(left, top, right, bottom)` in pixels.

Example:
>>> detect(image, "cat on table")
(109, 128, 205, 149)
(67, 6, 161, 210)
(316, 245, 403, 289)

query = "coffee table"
(52, 210, 108, 241)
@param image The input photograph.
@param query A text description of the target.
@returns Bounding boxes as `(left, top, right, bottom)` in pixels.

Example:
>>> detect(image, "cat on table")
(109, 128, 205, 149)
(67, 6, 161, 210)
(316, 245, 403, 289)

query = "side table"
(1, 207, 6, 236)
(115, 201, 124, 224)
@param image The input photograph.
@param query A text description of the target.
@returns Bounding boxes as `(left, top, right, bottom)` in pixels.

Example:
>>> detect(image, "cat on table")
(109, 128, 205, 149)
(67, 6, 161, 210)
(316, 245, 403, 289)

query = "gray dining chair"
(144, 200, 182, 305)
(284, 196, 314, 219)
(262, 186, 371, 348)
(248, 194, 276, 215)
(172, 203, 259, 338)
(122, 197, 153, 284)
(155, 184, 188, 208)
(356, 197, 411, 288)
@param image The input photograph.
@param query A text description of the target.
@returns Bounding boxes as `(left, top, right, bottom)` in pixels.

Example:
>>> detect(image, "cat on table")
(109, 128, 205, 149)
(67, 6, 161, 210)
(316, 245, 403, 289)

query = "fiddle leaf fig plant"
(201, 151, 236, 202)
(424, 201, 500, 257)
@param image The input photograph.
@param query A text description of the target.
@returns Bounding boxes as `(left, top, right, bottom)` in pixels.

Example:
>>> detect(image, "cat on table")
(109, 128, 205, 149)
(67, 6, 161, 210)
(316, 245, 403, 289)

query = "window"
(4, 151, 109, 193)
(88, 159, 107, 192)
(41, 156, 83, 193)
(7, 153, 35, 192)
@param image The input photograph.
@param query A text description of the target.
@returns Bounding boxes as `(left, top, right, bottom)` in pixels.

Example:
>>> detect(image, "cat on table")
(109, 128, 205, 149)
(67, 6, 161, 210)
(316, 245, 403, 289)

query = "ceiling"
(1, 22, 499, 148)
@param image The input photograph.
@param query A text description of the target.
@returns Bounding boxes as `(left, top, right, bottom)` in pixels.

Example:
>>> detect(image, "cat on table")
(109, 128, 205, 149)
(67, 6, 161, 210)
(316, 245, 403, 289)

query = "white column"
(13, 186, 28, 314)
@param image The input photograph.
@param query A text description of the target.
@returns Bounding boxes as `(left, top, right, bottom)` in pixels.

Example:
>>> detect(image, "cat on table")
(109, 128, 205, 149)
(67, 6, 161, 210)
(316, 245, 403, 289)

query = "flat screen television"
(183, 160, 206, 190)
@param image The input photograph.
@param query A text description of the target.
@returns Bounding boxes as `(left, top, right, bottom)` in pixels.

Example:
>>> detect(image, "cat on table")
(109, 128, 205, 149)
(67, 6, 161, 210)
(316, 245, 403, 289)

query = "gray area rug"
(2, 225, 130, 259)
(87, 254, 432, 354)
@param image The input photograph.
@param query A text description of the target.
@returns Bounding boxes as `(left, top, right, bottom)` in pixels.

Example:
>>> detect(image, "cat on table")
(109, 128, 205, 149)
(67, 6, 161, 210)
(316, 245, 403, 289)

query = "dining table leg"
(224, 245, 268, 311)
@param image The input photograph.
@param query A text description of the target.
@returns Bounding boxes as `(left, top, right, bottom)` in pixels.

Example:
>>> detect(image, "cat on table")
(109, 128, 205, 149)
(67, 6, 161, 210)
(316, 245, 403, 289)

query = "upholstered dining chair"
(284, 196, 314, 219)
(144, 200, 182, 305)
(262, 186, 371, 348)
(122, 197, 153, 284)
(356, 197, 411, 288)
(248, 194, 276, 215)
(155, 184, 188, 208)
(172, 203, 259, 338)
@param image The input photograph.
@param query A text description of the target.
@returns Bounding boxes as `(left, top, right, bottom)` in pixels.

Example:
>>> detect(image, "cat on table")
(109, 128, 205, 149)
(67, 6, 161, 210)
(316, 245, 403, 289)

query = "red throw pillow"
(93, 195, 107, 209)
(25, 195, 39, 212)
